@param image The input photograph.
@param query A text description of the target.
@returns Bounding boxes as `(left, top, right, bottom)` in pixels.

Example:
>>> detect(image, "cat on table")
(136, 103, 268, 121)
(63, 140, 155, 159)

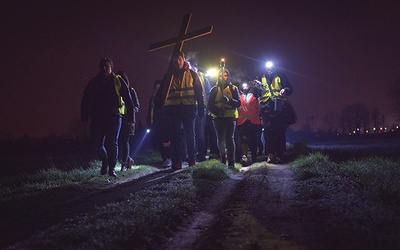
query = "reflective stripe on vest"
(211, 85, 238, 118)
(237, 93, 261, 125)
(165, 70, 196, 106)
(259, 75, 286, 103)
(114, 75, 126, 115)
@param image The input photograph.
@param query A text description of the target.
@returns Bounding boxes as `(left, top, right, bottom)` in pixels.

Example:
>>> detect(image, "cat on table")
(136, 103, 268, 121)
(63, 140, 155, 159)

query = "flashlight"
(265, 61, 273, 69)
(220, 58, 225, 68)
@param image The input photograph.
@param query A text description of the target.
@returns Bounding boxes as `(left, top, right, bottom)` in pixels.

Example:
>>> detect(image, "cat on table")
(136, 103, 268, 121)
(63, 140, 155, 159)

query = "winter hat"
(172, 50, 185, 60)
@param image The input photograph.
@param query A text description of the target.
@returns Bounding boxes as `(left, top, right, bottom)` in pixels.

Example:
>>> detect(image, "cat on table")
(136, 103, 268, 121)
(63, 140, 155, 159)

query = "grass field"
(1, 137, 399, 249)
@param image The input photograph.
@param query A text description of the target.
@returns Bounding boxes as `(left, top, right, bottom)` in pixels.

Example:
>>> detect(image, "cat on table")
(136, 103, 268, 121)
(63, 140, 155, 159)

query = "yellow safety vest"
(165, 70, 197, 106)
(260, 75, 286, 103)
(211, 85, 238, 118)
(114, 74, 126, 115)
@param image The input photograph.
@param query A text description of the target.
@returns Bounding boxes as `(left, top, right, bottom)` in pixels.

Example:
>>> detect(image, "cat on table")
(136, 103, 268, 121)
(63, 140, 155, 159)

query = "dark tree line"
(301, 78, 400, 135)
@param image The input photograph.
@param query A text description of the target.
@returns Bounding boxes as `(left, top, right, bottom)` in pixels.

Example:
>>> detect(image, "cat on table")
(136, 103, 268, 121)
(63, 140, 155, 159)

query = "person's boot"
(188, 160, 196, 167)
(172, 161, 182, 170)
(220, 155, 226, 165)
(120, 162, 127, 172)
(101, 158, 108, 175)
(108, 163, 117, 177)
(266, 154, 275, 163)
(162, 159, 172, 168)
(228, 160, 235, 169)
(126, 156, 134, 169)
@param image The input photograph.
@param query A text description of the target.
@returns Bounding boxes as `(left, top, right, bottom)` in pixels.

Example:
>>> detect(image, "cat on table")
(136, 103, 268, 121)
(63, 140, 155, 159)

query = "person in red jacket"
(237, 82, 262, 165)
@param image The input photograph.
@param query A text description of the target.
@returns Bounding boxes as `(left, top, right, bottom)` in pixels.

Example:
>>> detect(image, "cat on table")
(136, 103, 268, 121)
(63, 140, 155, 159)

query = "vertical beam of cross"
(149, 13, 213, 107)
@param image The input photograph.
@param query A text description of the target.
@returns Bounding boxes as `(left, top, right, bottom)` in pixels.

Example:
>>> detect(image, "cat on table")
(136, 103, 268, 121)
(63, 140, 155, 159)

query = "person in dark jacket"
(163, 50, 204, 170)
(208, 67, 241, 169)
(81, 57, 134, 177)
(116, 71, 140, 171)
(146, 79, 171, 167)
(188, 58, 212, 162)
(256, 61, 293, 163)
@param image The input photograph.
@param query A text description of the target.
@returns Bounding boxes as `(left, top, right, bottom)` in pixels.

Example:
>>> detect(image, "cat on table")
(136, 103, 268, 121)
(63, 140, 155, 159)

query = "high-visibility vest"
(211, 85, 238, 119)
(165, 70, 197, 106)
(114, 74, 125, 115)
(237, 92, 261, 125)
(259, 75, 286, 103)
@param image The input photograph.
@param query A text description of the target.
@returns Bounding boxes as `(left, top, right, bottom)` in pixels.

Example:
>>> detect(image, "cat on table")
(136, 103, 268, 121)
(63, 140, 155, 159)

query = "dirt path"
(164, 172, 245, 250)
(164, 163, 344, 250)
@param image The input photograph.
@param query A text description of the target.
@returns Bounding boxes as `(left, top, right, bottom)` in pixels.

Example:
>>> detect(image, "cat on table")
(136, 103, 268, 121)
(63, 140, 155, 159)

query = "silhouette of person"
(80, 57, 134, 177)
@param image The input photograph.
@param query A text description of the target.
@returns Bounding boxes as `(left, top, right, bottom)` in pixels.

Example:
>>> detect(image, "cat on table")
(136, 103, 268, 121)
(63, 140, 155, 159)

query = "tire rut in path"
(164, 172, 245, 250)
(175, 164, 317, 249)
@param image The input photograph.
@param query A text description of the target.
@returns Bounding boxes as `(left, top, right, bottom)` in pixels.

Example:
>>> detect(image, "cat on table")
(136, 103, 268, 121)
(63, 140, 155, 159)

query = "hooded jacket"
(208, 68, 241, 119)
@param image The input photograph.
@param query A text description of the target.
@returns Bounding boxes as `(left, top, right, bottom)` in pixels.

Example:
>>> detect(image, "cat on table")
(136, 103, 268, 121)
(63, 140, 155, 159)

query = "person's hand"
(280, 89, 286, 96)
(251, 80, 261, 88)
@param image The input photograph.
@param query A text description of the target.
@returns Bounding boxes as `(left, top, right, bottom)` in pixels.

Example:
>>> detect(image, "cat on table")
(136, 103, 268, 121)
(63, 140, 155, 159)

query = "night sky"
(1, 0, 399, 138)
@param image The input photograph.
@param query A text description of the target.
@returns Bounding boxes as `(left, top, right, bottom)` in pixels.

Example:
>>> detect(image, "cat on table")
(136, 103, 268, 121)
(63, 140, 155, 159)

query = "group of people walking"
(148, 51, 295, 171)
(81, 52, 295, 176)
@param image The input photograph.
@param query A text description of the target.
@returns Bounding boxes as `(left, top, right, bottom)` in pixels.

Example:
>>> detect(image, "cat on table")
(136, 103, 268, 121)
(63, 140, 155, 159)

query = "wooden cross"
(149, 13, 213, 107)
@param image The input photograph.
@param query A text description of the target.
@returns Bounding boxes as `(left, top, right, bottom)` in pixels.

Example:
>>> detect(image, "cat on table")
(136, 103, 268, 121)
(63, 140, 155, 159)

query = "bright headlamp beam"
(206, 68, 218, 77)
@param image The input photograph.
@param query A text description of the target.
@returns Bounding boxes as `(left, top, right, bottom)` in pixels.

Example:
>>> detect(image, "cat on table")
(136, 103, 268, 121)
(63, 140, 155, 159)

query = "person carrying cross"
(164, 50, 205, 169)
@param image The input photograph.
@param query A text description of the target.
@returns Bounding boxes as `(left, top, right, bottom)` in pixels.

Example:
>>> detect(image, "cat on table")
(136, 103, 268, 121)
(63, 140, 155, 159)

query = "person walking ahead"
(116, 71, 140, 171)
(81, 57, 134, 177)
(208, 67, 241, 169)
(237, 82, 261, 165)
(164, 51, 204, 170)
(257, 61, 293, 163)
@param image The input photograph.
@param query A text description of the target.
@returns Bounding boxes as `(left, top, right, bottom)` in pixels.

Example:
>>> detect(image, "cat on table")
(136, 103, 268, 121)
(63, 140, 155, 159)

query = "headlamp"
(220, 58, 225, 68)
(265, 61, 273, 69)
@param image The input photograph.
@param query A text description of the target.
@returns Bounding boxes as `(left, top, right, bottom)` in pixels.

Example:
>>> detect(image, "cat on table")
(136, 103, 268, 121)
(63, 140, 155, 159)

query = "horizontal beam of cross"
(148, 26, 213, 52)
